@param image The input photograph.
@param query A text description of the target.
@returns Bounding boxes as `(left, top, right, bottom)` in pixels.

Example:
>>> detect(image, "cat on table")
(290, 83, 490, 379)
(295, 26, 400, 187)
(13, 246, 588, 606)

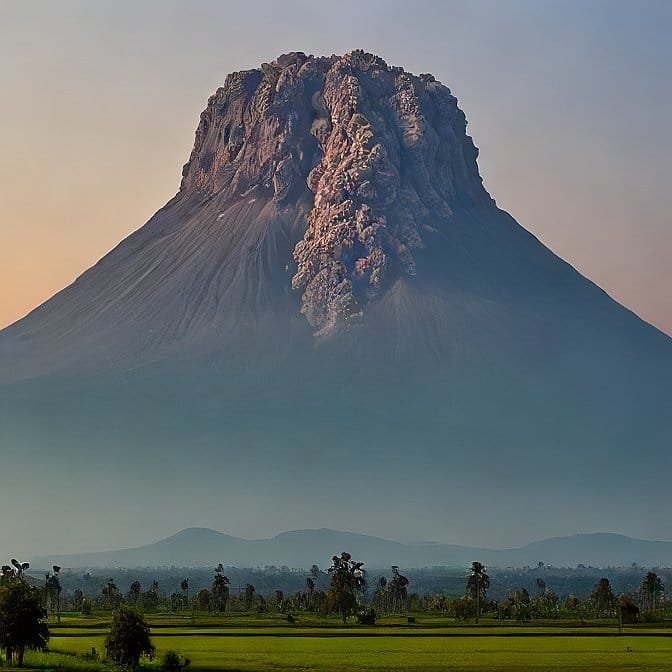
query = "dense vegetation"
(1, 553, 670, 670)
(28, 561, 671, 622)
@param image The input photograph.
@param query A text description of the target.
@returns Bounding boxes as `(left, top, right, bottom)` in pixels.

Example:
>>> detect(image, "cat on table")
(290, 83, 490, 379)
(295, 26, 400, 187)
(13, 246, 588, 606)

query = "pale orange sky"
(1, 1, 670, 336)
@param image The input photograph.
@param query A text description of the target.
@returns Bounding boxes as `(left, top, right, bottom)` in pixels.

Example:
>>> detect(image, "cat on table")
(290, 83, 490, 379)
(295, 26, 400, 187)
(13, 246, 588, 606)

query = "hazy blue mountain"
(32, 528, 672, 570)
(1, 51, 670, 551)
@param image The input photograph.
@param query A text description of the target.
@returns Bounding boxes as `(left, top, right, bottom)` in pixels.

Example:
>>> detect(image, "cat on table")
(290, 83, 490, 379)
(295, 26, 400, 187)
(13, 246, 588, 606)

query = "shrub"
(162, 650, 191, 671)
(105, 605, 154, 670)
(81, 647, 100, 661)
(357, 608, 377, 625)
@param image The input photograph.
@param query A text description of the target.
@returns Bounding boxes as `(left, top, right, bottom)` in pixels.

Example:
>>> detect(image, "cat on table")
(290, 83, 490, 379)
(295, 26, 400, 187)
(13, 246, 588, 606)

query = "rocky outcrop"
(179, 50, 490, 335)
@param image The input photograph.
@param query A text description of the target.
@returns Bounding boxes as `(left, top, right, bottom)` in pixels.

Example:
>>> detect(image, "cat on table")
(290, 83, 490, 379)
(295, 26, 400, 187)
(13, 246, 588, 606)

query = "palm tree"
(102, 579, 122, 609)
(243, 584, 256, 611)
(128, 581, 142, 605)
(180, 579, 189, 612)
(212, 569, 229, 613)
(4, 560, 30, 580)
(376, 576, 389, 614)
(390, 566, 409, 613)
(305, 578, 315, 611)
(639, 572, 665, 614)
(467, 562, 490, 624)
(45, 566, 62, 621)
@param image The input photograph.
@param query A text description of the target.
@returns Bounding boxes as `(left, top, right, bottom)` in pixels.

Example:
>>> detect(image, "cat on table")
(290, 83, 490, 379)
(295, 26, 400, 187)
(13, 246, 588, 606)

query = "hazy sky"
(1, 0, 671, 336)
(1, 1, 672, 558)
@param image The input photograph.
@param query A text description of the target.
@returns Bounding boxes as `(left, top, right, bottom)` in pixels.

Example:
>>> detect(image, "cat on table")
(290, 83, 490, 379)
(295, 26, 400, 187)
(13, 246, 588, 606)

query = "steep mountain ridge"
(4, 50, 665, 378)
(0, 51, 670, 547)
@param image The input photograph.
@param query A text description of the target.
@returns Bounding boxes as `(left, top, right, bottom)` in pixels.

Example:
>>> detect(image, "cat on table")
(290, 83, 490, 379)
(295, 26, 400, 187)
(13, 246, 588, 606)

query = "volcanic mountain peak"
(178, 49, 490, 334)
(2, 50, 670, 382)
(1, 51, 671, 549)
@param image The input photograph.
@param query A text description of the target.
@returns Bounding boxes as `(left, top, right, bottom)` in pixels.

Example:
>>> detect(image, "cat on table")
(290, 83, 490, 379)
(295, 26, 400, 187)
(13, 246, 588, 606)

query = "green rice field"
(10, 614, 670, 671)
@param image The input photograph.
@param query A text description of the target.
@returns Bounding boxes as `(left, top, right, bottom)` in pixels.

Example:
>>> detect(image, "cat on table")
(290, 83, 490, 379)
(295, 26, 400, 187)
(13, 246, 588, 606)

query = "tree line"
(1, 553, 669, 668)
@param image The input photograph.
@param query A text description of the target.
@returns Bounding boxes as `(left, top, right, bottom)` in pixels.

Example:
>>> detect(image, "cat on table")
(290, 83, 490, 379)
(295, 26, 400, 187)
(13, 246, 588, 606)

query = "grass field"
(11, 614, 672, 671)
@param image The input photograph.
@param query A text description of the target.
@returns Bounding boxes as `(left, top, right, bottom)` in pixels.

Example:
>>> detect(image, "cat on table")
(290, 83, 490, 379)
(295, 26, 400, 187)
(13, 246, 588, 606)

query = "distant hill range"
(32, 528, 672, 570)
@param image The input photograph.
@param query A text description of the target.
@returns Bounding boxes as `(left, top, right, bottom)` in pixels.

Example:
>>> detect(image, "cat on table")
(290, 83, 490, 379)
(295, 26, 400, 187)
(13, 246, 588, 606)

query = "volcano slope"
(1, 51, 670, 545)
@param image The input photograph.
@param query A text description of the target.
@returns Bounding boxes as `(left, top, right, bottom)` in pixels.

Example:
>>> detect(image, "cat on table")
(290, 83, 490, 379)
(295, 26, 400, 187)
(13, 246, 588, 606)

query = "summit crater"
(179, 49, 490, 335)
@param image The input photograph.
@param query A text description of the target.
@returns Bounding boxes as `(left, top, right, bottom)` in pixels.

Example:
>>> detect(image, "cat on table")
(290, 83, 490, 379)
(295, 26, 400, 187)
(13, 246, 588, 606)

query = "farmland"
(12, 613, 672, 671)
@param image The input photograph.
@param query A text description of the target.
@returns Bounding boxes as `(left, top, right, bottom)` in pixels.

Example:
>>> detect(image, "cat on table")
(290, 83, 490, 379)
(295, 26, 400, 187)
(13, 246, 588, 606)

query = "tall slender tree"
(44, 566, 62, 622)
(212, 568, 230, 614)
(128, 581, 142, 605)
(243, 584, 256, 611)
(373, 576, 389, 614)
(305, 578, 315, 611)
(389, 566, 409, 613)
(638, 572, 665, 614)
(102, 579, 122, 609)
(180, 578, 190, 612)
(466, 562, 489, 624)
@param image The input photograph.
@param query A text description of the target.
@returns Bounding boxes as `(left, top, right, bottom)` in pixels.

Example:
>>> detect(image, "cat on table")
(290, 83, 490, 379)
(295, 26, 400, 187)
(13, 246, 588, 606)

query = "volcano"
(1, 51, 670, 548)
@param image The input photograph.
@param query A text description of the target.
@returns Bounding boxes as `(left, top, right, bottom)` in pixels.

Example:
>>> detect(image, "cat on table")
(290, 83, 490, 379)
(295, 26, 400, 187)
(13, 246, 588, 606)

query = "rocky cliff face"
(179, 50, 489, 335)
